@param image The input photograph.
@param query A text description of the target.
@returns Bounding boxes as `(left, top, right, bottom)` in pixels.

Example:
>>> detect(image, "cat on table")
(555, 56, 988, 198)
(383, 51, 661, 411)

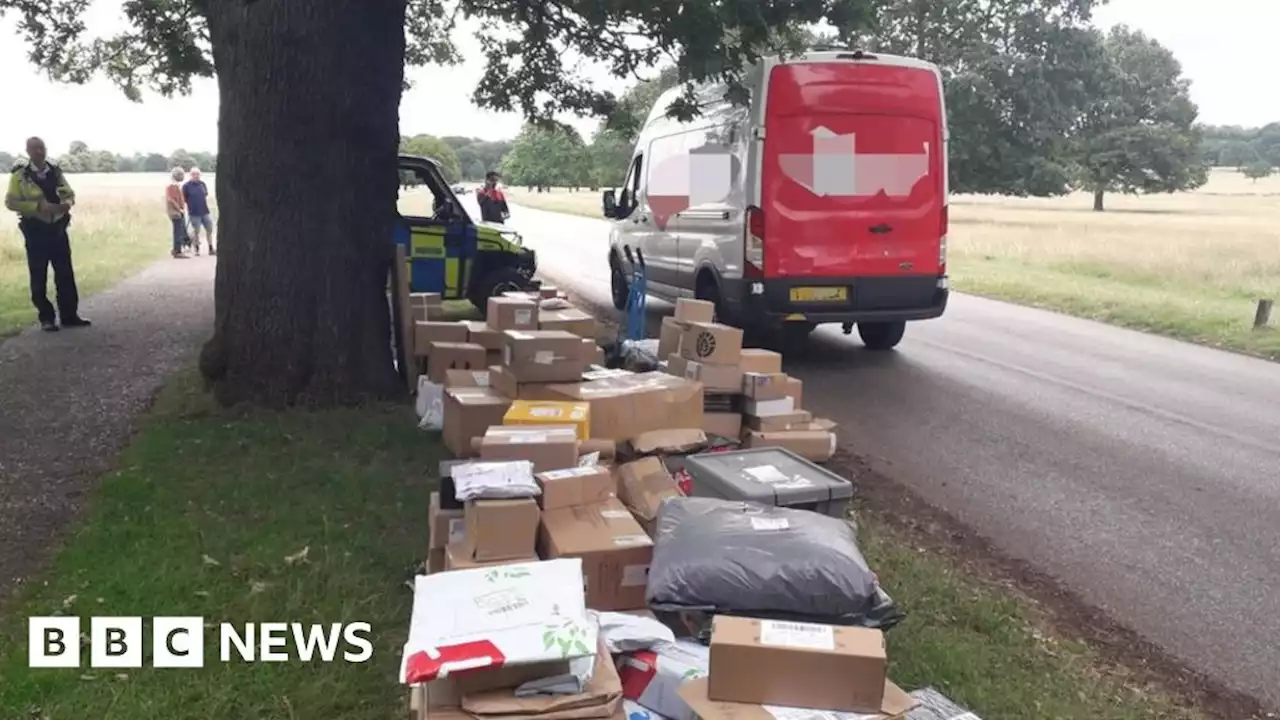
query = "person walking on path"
(5, 137, 91, 332)
(165, 167, 189, 259)
(476, 171, 510, 224)
(182, 167, 215, 256)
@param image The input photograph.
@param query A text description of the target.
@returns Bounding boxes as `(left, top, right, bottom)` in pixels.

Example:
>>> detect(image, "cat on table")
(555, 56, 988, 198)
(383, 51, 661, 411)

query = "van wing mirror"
(602, 189, 618, 218)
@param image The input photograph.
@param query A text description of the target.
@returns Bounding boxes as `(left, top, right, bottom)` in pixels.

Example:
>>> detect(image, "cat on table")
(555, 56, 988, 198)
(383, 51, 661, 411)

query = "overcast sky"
(0, 0, 1274, 157)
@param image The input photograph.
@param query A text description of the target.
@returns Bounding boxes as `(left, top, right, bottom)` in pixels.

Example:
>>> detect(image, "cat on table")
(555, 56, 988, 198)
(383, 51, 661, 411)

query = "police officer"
(5, 137, 90, 332)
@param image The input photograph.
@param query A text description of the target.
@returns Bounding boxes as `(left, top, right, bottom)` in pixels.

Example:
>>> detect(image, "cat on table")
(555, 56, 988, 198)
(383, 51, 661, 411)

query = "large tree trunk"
(199, 0, 407, 407)
(1092, 189, 1105, 212)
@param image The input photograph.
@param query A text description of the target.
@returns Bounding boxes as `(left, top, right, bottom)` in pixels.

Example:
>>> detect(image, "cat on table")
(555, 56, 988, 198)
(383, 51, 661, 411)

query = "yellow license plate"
(790, 286, 848, 302)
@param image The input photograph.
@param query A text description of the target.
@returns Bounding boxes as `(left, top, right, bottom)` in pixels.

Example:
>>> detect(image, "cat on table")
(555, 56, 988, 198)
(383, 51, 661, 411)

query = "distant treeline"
(0, 142, 216, 174)
(1201, 124, 1280, 169)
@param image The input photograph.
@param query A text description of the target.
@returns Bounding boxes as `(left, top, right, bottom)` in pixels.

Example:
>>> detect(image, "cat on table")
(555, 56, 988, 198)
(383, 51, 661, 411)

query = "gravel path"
(0, 255, 215, 608)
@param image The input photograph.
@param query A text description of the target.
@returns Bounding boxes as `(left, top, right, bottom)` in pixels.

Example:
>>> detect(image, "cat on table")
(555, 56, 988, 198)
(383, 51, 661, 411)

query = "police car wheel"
(471, 267, 528, 313)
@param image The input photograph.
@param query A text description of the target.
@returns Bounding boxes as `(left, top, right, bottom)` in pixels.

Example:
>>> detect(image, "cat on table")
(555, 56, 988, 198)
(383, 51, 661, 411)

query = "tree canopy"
(400, 134, 461, 182)
(503, 123, 591, 190)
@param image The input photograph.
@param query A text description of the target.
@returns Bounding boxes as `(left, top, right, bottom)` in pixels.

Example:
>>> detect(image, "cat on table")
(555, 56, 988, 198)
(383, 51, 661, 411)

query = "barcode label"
(759, 620, 835, 650)
(601, 509, 632, 519)
(613, 534, 651, 547)
(514, 311, 533, 326)
(745, 465, 790, 484)
(578, 452, 601, 467)
(530, 406, 561, 417)
(750, 517, 789, 531)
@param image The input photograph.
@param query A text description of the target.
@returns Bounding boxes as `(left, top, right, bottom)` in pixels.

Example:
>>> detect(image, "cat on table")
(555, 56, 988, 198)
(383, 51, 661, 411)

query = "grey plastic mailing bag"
(644, 497, 902, 629)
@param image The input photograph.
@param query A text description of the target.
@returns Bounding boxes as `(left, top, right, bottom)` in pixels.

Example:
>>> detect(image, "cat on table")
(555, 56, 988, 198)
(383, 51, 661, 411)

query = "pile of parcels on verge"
(404, 291, 981, 720)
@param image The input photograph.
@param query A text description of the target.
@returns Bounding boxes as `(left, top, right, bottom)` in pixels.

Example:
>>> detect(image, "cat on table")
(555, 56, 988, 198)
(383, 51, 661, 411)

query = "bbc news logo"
(28, 617, 373, 668)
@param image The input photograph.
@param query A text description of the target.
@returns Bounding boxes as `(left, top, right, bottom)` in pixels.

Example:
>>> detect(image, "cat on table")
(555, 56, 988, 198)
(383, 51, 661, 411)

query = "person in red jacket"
(475, 171, 509, 224)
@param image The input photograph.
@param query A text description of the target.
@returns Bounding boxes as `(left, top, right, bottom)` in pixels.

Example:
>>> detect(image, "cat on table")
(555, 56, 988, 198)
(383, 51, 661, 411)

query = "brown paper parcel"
(676, 678, 915, 720)
(462, 637, 623, 720)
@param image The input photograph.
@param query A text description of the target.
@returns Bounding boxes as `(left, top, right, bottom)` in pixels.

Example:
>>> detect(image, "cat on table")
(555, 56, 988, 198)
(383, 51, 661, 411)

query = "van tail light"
(744, 205, 764, 278)
(938, 205, 949, 274)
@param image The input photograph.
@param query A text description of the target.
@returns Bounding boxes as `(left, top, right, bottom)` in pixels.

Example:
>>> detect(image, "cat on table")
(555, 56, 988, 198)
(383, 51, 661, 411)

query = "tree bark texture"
(1093, 189, 1105, 212)
(199, 0, 407, 407)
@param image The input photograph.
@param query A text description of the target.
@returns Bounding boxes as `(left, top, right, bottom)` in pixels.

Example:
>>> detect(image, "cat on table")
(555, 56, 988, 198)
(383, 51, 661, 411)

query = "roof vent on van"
(837, 49, 876, 60)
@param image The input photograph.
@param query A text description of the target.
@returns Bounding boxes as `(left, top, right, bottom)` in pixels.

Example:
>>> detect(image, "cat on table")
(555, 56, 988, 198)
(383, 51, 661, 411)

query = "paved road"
(494, 200, 1280, 708)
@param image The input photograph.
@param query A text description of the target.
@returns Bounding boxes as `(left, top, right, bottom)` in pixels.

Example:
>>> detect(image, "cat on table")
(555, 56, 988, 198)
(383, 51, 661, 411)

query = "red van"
(605, 50, 949, 349)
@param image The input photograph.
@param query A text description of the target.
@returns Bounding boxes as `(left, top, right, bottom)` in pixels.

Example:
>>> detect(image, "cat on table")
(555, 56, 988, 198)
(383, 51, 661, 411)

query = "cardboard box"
(631, 428, 707, 456)
(674, 298, 716, 325)
(478, 425, 580, 473)
(426, 547, 446, 574)
(536, 465, 616, 510)
(702, 412, 742, 439)
(427, 341, 487, 383)
(618, 640, 709, 720)
(707, 616, 889, 713)
(743, 410, 812, 433)
(414, 321, 469, 357)
(443, 388, 512, 457)
(743, 396, 795, 417)
(785, 377, 803, 409)
(487, 296, 539, 331)
(540, 498, 654, 610)
(409, 293, 443, 323)
(679, 323, 743, 366)
(540, 308, 597, 339)
(667, 355, 743, 394)
(502, 330, 586, 383)
(463, 498, 540, 561)
(429, 491, 466, 550)
(504, 400, 591, 440)
(615, 457, 682, 535)
(738, 349, 782, 374)
(741, 372, 789, 400)
(744, 430, 836, 462)
(464, 321, 505, 351)
(547, 373, 703, 441)
(678, 677, 914, 720)
(658, 317, 684, 358)
(489, 365, 561, 401)
(538, 285, 561, 299)
(444, 368, 491, 388)
(805, 417, 837, 432)
(460, 635, 623, 717)
(443, 543, 538, 571)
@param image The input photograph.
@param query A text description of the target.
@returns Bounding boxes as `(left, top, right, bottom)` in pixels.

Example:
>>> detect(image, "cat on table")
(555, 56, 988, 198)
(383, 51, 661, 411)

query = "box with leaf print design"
(400, 558, 596, 685)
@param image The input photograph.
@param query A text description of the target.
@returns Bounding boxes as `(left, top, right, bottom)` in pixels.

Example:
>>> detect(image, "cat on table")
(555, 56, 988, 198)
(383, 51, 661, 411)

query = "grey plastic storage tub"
(681, 446, 852, 517)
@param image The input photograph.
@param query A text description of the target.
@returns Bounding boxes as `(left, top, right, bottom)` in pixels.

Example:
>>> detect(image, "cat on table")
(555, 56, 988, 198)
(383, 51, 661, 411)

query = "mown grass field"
(0, 370, 1204, 720)
(507, 169, 1280, 359)
(0, 173, 211, 337)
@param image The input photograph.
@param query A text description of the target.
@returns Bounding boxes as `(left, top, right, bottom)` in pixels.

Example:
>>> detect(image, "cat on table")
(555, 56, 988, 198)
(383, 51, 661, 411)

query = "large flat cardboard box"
(667, 355, 742, 393)
(536, 466, 616, 510)
(443, 388, 512, 457)
(463, 497, 540, 561)
(414, 321, 469, 357)
(488, 296, 539, 331)
(678, 677, 914, 720)
(615, 457, 682, 535)
(674, 298, 716, 325)
(739, 349, 782, 374)
(743, 410, 812, 433)
(503, 330, 586, 383)
(702, 412, 742, 439)
(464, 321, 505, 351)
(427, 341, 487, 383)
(443, 542, 538, 571)
(744, 430, 836, 462)
(658, 317, 684, 359)
(444, 368, 491, 388)
(679, 323, 743, 366)
(478, 425, 579, 473)
(504, 400, 591, 440)
(741, 372, 789, 400)
(429, 491, 466, 550)
(708, 616, 889, 713)
(540, 498, 653, 610)
(546, 372, 703, 441)
(540, 308, 597, 339)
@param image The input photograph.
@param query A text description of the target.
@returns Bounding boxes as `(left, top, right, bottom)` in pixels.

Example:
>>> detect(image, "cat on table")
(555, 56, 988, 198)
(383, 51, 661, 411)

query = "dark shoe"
(209, 249, 217, 256)
(41, 320, 59, 332)
(61, 316, 92, 328)
(173, 252, 187, 259)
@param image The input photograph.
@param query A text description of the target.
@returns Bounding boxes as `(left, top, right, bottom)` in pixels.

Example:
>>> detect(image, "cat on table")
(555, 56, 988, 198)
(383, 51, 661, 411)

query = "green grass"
(0, 366, 1204, 719)
(0, 372, 436, 719)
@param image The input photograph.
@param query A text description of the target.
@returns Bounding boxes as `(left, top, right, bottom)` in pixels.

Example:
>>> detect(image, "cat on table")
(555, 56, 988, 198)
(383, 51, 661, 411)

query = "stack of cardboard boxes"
(658, 299, 836, 462)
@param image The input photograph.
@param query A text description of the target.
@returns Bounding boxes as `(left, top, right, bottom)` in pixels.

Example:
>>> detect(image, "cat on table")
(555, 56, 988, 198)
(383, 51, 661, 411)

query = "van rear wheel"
(857, 321, 906, 351)
(610, 258, 629, 311)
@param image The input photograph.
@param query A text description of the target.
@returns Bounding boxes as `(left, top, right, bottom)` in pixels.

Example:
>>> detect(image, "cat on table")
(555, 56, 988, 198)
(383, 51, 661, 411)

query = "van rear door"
(760, 56, 945, 279)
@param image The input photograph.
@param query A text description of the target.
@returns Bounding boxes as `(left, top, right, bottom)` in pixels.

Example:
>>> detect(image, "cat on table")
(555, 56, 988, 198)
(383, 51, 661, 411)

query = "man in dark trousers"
(475, 171, 510, 224)
(5, 137, 90, 332)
